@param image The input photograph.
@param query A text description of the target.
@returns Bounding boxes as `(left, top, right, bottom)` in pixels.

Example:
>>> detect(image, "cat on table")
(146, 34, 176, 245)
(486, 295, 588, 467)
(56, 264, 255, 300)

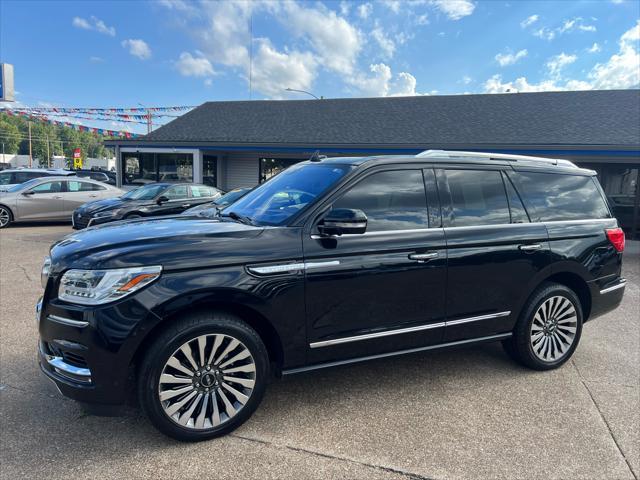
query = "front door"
(16, 180, 66, 220)
(435, 167, 551, 341)
(63, 180, 106, 215)
(154, 184, 191, 215)
(303, 167, 447, 364)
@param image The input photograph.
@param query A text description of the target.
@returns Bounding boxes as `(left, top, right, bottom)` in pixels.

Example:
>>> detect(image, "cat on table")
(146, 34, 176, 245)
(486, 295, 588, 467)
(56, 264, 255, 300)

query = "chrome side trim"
(445, 311, 511, 327)
(311, 228, 432, 240)
(46, 355, 91, 379)
(47, 314, 89, 328)
(309, 311, 511, 348)
(600, 279, 626, 295)
(285, 333, 513, 375)
(310, 322, 446, 349)
(248, 260, 341, 275)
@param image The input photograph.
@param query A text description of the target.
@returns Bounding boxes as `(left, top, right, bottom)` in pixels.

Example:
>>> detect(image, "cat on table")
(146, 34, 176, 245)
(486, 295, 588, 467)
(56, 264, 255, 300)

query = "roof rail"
(415, 149, 577, 168)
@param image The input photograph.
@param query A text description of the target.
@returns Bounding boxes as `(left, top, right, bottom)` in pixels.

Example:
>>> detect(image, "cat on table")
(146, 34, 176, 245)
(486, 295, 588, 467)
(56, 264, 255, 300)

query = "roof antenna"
(309, 150, 327, 162)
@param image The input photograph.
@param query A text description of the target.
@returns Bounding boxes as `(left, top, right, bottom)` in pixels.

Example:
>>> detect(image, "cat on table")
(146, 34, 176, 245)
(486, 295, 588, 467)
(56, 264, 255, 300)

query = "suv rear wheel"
(0, 206, 12, 228)
(503, 282, 583, 370)
(138, 311, 269, 441)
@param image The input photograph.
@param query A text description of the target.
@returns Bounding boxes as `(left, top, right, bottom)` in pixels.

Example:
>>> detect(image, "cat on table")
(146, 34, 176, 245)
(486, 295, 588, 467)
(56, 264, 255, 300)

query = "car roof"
(1, 168, 74, 173)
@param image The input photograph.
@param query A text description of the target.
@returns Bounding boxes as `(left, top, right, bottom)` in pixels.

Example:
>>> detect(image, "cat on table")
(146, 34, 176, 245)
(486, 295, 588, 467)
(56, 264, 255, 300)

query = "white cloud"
(175, 51, 215, 77)
(589, 20, 640, 89)
(484, 20, 640, 93)
(416, 14, 429, 25)
(72, 16, 115, 36)
(559, 17, 596, 33)
(588, 42, 602, 53)
(339, 1, 351, 16)
(430, 0, 475, 20)
(546, 52, 577, 77)
(121, 39, 152, 60)
(520, 15, 539, 29)
(282, 2, 362, 75)
(495, 49, 528, 66)
(533, 27, 556, 41)
(89, 56, 105, 63)
(381, 0, 401, 14)
(357, 3, 372, 19)
(462, 75, 472, 84)
(349, 63, 421, 97)
(371, 26, 395, 59)
(252, 39, 317, 99)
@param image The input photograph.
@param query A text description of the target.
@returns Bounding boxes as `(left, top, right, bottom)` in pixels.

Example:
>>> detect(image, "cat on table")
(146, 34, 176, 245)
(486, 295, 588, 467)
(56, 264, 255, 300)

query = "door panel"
(16, 181, 66, 220)
(436, 168, 551, 341)
(303, 168, 446, 364)
(63, 181, 104, 214)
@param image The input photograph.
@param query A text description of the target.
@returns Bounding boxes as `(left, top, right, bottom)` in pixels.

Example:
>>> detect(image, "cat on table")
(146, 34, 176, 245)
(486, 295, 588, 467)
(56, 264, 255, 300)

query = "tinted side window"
(333, 170, 429, 232)
(508, 172, 611, 221)
(190, 186, 217, 198)
(68, 181, 105, 192)
(164, 185, 189, 200)
(30, 181, 63, 193)
(441, 169, 510, 227)
(14, 172, 36, 183)
(0, 172, 11, 185)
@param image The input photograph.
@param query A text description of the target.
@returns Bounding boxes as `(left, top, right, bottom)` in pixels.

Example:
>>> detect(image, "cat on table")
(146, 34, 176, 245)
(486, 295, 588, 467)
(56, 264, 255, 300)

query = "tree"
(0, 117, 20, 154)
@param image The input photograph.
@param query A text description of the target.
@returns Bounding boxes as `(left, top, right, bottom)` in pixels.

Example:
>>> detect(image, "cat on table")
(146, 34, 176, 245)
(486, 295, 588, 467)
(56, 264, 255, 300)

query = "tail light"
(606, 228, 625, 253)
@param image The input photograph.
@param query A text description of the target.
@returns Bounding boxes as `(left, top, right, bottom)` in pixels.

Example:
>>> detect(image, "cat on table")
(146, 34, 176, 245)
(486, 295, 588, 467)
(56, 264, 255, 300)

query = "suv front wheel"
(503, 282, 583, 370)
(138, 311, 269, 441)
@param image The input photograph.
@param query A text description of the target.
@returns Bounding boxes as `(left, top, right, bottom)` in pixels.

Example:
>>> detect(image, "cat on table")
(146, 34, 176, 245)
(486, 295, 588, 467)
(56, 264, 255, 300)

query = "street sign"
(73, 148, 82, 169)
(0, 64, 15, 102)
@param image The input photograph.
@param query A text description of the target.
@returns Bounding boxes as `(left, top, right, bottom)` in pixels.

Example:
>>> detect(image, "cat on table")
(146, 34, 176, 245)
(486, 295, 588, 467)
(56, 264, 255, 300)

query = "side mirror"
(22, 190, 35, 196)
(156, 195, 169, 205)
(318, 208, 367, 236)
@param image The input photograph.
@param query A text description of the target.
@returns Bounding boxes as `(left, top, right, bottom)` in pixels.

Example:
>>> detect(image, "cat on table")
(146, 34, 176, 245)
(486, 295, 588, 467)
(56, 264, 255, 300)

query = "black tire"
(0, 205, 12, 229)
(138, 311, 269, 441)
(503, 282, 583, 371)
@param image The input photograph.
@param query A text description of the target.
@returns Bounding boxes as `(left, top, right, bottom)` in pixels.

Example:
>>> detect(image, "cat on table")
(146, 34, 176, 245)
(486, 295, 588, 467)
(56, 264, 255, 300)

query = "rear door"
(16, 180, 66, 220)
(155, 184, 191, 215)
(303, 167, 447, 364)
(63, 180, 107, 214)
(436, 167, 551, 341)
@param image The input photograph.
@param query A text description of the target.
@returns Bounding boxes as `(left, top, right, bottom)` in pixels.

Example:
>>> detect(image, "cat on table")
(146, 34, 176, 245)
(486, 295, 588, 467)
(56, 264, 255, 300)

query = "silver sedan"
(0, 176, 124, 228)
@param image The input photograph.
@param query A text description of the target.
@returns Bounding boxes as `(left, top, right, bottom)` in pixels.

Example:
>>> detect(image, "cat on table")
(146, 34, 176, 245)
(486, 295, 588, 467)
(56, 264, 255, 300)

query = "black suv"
(37, 151, 626, 441)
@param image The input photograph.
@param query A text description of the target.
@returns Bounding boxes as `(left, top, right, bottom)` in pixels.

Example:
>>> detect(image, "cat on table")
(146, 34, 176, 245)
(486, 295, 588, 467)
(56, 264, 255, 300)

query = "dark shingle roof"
(139, 90, 640, 146)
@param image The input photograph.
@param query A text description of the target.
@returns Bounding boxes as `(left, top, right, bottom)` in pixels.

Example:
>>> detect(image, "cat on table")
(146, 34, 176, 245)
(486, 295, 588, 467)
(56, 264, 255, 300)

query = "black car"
(38, 151, 626, 441)
(181, 187, 252, 217)
(72, 182, 222, 229)
(74, 169, 117, 185)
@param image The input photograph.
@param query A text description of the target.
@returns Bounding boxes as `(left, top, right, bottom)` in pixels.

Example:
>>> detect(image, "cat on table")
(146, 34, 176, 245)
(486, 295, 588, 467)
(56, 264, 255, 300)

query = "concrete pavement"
(1, 224, 638, 479)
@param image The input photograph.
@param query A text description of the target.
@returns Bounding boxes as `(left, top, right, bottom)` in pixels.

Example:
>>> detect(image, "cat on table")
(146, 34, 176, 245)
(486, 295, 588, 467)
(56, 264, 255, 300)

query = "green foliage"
(0, 112, 112, 162)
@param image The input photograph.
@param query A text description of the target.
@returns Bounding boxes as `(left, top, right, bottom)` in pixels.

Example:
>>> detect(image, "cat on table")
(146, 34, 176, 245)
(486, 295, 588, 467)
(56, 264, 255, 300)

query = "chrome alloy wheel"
(158, 334, 256, 429)
(530, 295, 578, 362)
(0, 207, 10, 228)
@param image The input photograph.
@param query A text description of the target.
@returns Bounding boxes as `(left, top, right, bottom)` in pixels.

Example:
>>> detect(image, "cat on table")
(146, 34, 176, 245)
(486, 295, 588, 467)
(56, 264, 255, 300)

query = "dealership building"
(106, 89, 640, 238)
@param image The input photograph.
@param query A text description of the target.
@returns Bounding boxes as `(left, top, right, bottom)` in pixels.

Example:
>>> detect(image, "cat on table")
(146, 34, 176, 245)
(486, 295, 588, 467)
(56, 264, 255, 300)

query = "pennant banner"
(3, 109, 140, 138)
(10, 105, 195, 115)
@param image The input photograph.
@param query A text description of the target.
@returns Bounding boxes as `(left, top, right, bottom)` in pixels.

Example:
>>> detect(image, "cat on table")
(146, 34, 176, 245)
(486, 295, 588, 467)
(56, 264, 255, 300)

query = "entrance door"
(303, 167, 447, 364)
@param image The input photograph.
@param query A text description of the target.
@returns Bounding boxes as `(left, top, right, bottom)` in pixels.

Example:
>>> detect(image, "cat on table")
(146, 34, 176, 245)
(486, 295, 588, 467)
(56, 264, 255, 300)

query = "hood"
(50, 216, 267, 271)
(77, 197, 136, 214)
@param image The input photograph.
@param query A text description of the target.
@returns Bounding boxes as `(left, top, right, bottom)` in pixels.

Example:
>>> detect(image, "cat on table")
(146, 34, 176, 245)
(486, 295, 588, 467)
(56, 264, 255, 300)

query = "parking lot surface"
(1, 224, 638, 480)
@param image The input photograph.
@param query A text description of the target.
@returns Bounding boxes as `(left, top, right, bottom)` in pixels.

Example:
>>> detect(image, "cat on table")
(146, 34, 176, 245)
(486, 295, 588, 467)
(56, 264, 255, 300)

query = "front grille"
(73, 212, 90, 229)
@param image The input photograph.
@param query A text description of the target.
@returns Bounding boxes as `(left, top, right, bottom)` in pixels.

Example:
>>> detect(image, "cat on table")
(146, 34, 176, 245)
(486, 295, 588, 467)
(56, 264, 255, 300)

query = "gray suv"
(0, 168, 76, 191)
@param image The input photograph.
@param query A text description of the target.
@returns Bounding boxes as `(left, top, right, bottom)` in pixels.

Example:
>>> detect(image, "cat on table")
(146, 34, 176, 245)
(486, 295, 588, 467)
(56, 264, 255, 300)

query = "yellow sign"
(73, 157, 83, 169)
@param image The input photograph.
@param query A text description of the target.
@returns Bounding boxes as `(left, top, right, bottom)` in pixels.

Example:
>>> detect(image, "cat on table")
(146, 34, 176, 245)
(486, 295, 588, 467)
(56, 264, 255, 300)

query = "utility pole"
(28, 121, 33, 167)
(46, 134, 51, 168)
(147, 109, 152, 134)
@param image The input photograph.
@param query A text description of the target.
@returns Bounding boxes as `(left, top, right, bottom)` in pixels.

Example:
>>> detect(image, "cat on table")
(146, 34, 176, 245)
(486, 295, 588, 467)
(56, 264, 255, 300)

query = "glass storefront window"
(259, 158, 304, 183)
(121, 152, 193, 185)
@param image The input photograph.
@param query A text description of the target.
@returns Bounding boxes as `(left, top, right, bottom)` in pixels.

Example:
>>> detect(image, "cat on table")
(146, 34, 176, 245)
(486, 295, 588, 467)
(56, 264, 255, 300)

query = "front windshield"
(7, 179, 38, 192)
(224, 163, 352, 226)
(122, 184, 166, 200)
(217, 188, 249, 206)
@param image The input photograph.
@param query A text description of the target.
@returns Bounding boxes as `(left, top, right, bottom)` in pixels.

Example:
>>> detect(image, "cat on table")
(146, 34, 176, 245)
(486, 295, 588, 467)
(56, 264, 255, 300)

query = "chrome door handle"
(182, 204, 191, 208)
(53, 196, 63, 199)
(409, 251, 439, 262)
(519, 244, 542, 252)
(89, 194, 98, 198)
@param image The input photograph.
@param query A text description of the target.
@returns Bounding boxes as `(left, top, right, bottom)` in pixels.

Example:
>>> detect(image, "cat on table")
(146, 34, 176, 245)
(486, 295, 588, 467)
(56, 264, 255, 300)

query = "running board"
(282, 332, 512, 376)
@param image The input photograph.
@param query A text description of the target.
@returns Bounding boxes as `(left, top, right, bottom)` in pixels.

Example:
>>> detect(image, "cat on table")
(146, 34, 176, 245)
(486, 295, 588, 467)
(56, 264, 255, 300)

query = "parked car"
(0, 177, 123, 228)
(0, 168, 76, 191)
(0, 162, 11, 171)
(181, 187, 252, 217)
(74, 169, 117, 186)
(71, 183, 223, 229)
(38, 150, 626, 441)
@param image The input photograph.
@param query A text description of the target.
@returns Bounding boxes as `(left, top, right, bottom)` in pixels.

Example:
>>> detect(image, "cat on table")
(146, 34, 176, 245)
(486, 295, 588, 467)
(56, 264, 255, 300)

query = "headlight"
(58, 265, 162, 305)
(93, 209, 120, 218)
(41, 256, 51, 289)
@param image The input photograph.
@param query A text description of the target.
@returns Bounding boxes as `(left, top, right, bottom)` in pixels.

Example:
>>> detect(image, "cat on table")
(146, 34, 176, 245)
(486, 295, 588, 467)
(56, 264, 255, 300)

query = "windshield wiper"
(223, 211, 255, 226)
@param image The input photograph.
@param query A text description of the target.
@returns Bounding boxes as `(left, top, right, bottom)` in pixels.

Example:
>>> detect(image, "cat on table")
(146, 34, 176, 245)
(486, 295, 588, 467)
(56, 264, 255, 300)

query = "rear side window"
(440, 169, 510, 227)
(508, 172, 610, 221)
(333, 169, 429, 232)
(68, 181, 105, 192)
(190, 186, 217, 198)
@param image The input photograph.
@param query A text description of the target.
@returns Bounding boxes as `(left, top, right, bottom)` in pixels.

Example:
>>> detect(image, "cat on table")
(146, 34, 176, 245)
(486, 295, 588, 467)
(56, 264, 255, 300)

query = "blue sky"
(1, 0, 639, 134)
